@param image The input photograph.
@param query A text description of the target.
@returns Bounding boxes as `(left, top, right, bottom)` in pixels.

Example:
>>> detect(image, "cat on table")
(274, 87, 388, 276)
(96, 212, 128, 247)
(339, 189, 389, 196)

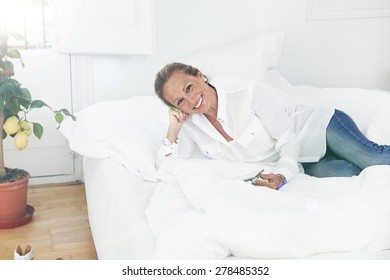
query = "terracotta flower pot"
(0, 170, 34, 228)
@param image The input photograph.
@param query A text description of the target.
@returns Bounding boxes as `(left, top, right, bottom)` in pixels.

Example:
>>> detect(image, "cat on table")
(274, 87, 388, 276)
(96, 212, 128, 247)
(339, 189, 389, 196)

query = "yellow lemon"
(20, 120, 32, 136)
(14, 131, 29, 151)
(3, 116, 20, 135)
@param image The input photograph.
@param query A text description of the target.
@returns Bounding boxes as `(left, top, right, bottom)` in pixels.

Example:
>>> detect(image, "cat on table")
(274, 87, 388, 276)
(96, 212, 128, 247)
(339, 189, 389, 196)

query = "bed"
(60, 33, 390, 260)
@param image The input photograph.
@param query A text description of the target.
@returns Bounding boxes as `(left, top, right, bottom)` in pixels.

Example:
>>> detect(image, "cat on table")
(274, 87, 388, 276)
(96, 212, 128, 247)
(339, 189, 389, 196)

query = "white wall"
(266, 0, 390, 90)
(87, 0, 390, 105)
(89, 0, 265, 103)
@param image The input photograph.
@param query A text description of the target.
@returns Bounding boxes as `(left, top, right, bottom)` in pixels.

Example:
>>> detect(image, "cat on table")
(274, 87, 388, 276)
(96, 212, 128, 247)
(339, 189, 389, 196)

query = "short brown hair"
(154, 62, 200, 107)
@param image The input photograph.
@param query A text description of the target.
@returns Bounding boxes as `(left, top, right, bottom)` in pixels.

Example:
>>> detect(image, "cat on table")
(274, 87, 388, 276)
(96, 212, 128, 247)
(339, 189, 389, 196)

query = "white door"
(4, 49, 79, 185)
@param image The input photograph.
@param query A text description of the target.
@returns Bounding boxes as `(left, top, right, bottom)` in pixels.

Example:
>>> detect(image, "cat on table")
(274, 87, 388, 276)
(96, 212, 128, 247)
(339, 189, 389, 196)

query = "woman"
(154, 62, 390, 190)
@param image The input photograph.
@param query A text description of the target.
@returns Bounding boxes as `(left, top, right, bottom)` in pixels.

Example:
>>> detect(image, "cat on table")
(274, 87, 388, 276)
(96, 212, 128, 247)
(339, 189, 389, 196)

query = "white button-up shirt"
(156, 81, 334, 181)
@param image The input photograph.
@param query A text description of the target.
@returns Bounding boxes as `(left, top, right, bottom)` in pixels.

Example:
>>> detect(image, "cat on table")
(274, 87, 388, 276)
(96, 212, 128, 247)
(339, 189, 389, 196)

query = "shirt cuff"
(155, 137, 179, 168)
(275, 157, 300, 182)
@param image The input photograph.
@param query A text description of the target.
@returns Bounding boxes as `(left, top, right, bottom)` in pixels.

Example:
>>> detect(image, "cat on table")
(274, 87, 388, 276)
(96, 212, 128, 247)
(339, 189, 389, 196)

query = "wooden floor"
(0, 183, 98, 260)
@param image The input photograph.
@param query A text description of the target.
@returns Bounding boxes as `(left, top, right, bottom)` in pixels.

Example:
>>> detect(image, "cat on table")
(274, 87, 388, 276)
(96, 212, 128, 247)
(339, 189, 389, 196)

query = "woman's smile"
(194, 95, 203, 109)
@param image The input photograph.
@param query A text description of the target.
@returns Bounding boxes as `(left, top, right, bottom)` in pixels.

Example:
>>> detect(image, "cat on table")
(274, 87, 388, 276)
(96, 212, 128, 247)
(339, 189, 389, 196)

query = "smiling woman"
(154, 62, 235, 162)
(154, 59, 390, 191)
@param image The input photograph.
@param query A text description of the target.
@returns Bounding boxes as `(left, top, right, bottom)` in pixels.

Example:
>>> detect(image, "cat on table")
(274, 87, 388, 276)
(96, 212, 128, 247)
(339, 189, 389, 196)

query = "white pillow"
(60, 96, 169, 182)
(176, 32, 284, 83)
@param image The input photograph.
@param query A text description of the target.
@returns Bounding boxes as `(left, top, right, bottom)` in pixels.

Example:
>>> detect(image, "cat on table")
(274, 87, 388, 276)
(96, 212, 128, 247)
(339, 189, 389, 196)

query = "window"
(0, 0, 53, 49)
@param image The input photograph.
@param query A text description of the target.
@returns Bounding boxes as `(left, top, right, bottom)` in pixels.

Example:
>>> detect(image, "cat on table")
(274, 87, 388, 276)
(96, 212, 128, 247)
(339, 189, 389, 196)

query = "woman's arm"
(251, 83, 301, 183)
(166, 107, 187, 142)
(155, 108, 195, 168)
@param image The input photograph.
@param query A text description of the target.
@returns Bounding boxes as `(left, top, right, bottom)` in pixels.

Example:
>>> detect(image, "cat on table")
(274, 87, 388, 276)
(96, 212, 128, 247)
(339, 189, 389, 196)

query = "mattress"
(83, 156, 157, 259)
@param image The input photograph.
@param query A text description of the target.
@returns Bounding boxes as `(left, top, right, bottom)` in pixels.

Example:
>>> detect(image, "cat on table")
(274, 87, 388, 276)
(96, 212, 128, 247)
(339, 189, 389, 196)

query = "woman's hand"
(166, 107, 189, 142)
(169, 107, 188, 125)
(252, 173, 285, 190)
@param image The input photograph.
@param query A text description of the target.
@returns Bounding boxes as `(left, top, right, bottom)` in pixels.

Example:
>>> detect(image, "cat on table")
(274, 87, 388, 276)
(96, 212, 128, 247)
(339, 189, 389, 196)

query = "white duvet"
(146, 160, 390, 259)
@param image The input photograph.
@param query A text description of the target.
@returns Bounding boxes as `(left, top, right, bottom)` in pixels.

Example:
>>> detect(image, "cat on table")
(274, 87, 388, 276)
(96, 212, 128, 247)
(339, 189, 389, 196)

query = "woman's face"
(163, 71, 216, 115)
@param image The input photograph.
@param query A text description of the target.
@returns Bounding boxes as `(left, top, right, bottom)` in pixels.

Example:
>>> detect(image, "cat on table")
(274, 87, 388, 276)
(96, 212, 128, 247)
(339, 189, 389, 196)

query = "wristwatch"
(276, 174, 287, 189)
(276, 173, 287, 183)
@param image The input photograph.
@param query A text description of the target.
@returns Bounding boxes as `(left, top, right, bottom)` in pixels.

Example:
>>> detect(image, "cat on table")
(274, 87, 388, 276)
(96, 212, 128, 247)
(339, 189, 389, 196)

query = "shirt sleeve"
(155, 128, 197, 168)
(251, 83, 300, 181)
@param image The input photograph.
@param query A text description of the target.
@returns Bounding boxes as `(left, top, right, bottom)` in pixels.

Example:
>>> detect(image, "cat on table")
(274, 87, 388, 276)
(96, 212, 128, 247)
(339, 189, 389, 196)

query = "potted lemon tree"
(0, 28, 76, 228)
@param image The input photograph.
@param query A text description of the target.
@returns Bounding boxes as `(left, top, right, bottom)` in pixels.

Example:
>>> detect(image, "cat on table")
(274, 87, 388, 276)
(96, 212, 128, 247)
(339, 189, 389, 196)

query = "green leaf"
(16, 88, 31, 109)
(3, 60, 14, 70)
(32, 122, 43, 139)
(0, 79, 20, 97)
(6, 50, 21, 59)
(21, 88, 31, 98)
(59, 108, 71, 115)
(5, 97, 20, 114)
(30, 100, 48, 109)
(16, 97, 30, 109)
(60, 108, 77, 121)
(7, 79, 20, 87)
(55, 111, 64, 124)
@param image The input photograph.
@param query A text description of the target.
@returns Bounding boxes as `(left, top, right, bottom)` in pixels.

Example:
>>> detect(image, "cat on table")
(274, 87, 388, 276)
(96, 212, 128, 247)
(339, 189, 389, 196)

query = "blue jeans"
(302, 109, 390, 177)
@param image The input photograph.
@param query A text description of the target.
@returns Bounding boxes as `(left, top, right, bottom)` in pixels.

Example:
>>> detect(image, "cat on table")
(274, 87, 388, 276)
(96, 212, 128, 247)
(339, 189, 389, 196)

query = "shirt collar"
(214, 82, 228, 123)
(190, 82, 228, 123)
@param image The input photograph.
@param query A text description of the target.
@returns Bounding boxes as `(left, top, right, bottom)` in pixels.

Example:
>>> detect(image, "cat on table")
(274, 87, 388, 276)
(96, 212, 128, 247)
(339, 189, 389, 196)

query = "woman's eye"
(185, 84, 192, 93)
(177, 98, 183, 106)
